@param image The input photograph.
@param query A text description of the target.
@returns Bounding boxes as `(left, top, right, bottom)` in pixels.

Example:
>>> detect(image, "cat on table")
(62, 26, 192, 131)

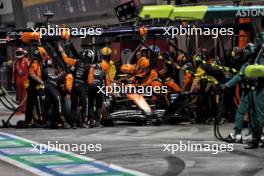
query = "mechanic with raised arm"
(58, 44, 94, 129)
(42, 55, 71, 129)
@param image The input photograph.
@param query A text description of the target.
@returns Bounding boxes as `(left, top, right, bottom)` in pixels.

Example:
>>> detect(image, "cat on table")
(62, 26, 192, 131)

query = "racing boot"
(243, 130, 252, 143)
(80, 117, 90, 128)
(90, 119, 96, 128)
(61, 116, 71, 129)
(72, 123, 77, 129)
(235, 133, 242, 143)
(95, 120, 104, 128)
(36, 114, 48, 128)
(39, 121, 48, 128)
(80, 122, 90, 128)
(57, 115, 71, 129)
(244, 142, 259, 149)
(25, 122, 33, 128)
(259, 135, 264, 148)
(57, 122, 71, 129)
(63, 122, 71, 129)
(226, 132, 242, 143)
(24, 119, 34, 128)
(33, 118, 46, 128)
(95, 109, 103, 128)
(45, 121, 54, 129)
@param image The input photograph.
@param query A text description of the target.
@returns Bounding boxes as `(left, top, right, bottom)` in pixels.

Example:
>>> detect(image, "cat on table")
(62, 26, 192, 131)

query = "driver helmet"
(15, 48, 25, 59)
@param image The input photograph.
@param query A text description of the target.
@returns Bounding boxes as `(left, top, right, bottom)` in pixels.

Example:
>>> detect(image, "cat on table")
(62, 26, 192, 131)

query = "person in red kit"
(12, 47, 30, 113)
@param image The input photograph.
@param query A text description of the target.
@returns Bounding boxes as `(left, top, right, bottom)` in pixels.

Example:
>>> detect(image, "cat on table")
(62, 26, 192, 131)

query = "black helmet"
(242, 43, 256, 62)
(255, 32, 264, 50)
(140, 46, 148, 52)
(81, 49, 95, 63)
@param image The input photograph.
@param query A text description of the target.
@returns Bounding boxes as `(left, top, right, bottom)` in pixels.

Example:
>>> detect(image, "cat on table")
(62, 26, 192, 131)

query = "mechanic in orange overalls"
(58, 44, 94, 128)
(25, 47, 46, 126)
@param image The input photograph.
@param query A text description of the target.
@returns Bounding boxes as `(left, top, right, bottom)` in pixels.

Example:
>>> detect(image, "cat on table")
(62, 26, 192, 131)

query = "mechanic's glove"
(220, 83, 227, 90)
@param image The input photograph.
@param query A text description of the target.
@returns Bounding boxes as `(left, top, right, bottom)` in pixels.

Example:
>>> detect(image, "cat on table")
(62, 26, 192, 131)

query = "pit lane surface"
(0, 113, 264, 176)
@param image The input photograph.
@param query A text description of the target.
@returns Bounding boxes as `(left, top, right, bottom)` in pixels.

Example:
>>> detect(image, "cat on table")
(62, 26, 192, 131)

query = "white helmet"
(15, 47, 25, 59)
